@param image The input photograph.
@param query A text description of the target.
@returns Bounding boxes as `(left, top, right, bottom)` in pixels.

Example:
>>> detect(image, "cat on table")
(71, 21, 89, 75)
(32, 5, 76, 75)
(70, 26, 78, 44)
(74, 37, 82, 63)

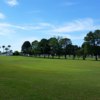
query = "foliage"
(84, 30, 100, 60)
(21, 30, 100, 60)
(13, 51, 20, 56)
(21, 41, 32, 55)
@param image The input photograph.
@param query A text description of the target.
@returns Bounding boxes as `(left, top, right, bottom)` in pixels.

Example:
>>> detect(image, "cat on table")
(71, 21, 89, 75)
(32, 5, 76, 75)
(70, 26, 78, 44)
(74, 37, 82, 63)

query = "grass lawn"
(0, 56, 100, 100)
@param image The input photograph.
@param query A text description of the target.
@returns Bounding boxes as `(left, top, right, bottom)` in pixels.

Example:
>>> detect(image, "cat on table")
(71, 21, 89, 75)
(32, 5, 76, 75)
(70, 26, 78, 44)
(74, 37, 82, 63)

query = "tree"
(38, 39, 50, 58)
(5, 47, 9, 55)
(32, 40, 39, 56)
(21, 41, 32, 55)
(2, 45, 5, 53)
(84, 30, 100, 60)
(56, 37, 62, 59)
(72, 45, 79, 60)
(81, 42, 91, 60)
(0, 47, 1, 54)
(8, 45, 11, 51)
(13, 51, 20, 56)
(59, 38, 72, 59)
(48, 37, 58, 58)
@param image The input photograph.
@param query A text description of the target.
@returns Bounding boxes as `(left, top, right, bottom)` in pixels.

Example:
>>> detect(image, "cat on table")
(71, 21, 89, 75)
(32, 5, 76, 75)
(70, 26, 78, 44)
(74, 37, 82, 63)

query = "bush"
(13, 51, 20, 56)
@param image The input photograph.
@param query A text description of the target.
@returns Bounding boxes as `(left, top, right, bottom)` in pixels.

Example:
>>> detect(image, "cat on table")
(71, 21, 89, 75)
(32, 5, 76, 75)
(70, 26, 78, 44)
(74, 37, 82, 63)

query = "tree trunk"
(95, 55, 98, 61)
(44, 54, 46, 58)
(64, 55, 67, 59)
(83, 55, 86, 60)
(52, 55, 54, 59)
(73, 54, 76, 60)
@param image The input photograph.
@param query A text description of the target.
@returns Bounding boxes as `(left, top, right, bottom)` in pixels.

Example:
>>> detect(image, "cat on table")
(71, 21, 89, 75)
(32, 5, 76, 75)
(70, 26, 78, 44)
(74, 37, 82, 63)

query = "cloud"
(11, 22, 55, 31)
(6, 0, 18, 7)
(46, 32, 86, 41)
(61, 1, 77, 7)
(0, 12, 6, 19)
(0, 18, 100, 51)
(39, 22, 55, 28)
(0, 22, 54, 36)
(0, 23, 16, 36)
(0, 18, 100, 39)
(44, 18, 100, 41)
(52, 18, 100, 33)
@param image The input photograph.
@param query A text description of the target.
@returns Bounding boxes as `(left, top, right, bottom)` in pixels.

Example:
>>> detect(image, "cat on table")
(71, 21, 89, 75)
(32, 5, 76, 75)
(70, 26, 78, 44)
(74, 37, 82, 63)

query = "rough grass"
(0, 56, 100, 100)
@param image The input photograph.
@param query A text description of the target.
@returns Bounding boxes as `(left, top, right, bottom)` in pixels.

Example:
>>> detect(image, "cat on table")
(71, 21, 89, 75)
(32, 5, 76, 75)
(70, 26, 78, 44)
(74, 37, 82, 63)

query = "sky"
(0, 0, 100, 51)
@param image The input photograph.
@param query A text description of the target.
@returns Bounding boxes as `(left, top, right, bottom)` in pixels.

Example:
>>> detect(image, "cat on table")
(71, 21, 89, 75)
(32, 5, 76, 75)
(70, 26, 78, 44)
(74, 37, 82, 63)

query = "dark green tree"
(38, 39, 50, 58)
(21, 41, 32, 55)
(13, 51, 20, 56)
(72, 45, 79, 60)
(59, 38, 72, 59)
(48, 37, 58, 58)
(84, 30, 100, 60)
(81, 42, 92, 60)
(32, 40, 39, 56)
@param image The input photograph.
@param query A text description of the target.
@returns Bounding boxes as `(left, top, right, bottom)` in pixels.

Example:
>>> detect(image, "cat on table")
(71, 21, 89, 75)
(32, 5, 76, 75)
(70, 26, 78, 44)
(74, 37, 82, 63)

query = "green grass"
(0, 56, 100, 100)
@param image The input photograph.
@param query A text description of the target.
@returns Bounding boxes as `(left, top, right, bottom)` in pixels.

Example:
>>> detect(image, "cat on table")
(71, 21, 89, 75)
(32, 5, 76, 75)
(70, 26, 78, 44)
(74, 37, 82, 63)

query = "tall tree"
(56, 37, 62, 59)
(81, 42, 92, 60)
(2, 45, 5, 53)
(8, 45, 11, 53)
(59, 38, 72, 59)
(32, 40, 39, 56)
(5, 47, 9, 55)
(72, 45, 79, 60)
(8, 45, 11, 50)
(84, 30, 100, 60)
(0, 47, 1, 54)
(48, 37, 58, 58)
(21, 41, 32, 55)
(38, 39, 50, 58)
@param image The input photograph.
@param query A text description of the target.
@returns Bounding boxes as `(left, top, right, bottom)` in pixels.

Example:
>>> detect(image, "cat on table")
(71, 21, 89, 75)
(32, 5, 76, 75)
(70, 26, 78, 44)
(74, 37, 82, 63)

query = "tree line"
(21, 30, 100, 60)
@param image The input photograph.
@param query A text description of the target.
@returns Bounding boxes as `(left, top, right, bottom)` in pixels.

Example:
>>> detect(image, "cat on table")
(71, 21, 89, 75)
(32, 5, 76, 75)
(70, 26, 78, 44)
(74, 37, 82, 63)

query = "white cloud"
(38, 22, 55, 29)
(0, 18, 100, 38)
(61, 2, 77, 6)
(0, 18, 100, 51)
(52, 18, 100, 33)
(0, 22, 41, 36)
(0, 12, 6, 19)
(45, 18, 100, 41)
(10, 22, 55, 31)
(46, 32, 86, 41)
(0, 23, 16, 36)
(0, 22, 54, 36)
(6, 0, 18, 7)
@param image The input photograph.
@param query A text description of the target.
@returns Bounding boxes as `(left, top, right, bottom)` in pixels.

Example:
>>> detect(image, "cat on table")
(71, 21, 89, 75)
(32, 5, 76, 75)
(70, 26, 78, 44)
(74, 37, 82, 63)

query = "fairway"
(0, 56, 100, 100)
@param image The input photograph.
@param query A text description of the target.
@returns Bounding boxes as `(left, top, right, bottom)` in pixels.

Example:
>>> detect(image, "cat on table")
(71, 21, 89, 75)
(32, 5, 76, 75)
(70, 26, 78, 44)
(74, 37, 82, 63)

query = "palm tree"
(0, 47, 1, 54)
(5, 47, 9, 55)
(2, 45, 5, 53)
(8, 45, 11, 52)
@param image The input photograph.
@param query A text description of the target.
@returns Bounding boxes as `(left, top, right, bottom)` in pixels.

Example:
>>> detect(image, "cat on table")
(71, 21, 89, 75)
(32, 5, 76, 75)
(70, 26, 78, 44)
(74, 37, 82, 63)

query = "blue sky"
(0, 0, 100, 51)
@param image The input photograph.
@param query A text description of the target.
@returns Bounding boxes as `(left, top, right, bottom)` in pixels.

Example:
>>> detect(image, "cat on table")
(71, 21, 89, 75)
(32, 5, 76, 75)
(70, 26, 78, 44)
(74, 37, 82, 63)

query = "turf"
(0, 56, 100, 100)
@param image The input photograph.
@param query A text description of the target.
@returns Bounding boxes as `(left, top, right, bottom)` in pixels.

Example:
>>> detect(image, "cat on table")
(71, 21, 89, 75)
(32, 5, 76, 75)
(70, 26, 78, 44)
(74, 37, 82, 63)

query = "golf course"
(0, 56, 100, 100)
